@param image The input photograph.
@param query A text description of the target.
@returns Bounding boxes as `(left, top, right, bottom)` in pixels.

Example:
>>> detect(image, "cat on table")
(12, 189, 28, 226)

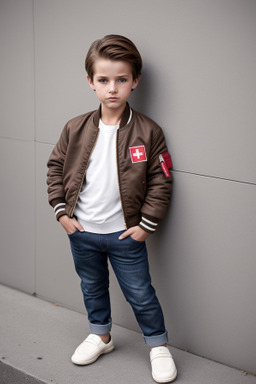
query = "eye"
(98, 78, 107, 84)
(119, 78, 127, 83)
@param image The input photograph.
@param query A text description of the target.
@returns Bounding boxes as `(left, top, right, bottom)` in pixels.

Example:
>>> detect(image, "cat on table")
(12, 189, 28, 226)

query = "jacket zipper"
(70, 129, 99, 217)
(116, 130, 127, 229)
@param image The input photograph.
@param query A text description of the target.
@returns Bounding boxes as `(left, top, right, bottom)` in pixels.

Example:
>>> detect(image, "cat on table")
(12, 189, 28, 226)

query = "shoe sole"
(152, 369, 177, 383)
(71, 345, 114, 365)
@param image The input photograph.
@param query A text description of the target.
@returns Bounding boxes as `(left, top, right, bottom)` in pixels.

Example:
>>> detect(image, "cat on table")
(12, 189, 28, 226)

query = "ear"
(87, 75, 95, 91)
(131, 77, 140, 91)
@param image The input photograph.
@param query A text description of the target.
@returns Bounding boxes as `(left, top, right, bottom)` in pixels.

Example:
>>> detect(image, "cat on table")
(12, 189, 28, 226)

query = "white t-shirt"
(74, 119, 125, 234)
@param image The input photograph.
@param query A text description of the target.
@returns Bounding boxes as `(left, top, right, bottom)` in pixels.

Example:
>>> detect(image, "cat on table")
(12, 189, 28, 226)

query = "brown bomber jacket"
(47, 103, 172, 233)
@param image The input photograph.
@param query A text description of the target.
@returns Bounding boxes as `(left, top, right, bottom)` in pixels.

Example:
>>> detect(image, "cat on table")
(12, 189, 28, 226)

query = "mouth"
(107, 97, 118, 101)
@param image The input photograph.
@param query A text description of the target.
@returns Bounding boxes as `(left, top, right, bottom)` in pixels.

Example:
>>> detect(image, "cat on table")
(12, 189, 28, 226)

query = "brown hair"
(85, 34, 142, 81)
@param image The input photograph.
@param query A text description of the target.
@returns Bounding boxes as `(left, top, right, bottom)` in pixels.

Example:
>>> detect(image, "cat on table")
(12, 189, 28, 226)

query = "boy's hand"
(118, 226, 149, 242)
(59, 215, 84, 235)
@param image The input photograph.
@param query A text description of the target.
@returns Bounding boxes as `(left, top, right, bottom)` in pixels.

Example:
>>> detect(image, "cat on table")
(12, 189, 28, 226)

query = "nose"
(109, 81, 117, 94)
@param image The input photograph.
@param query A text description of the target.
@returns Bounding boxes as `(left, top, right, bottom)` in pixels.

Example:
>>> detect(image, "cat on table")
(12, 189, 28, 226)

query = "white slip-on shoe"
(150, 346, 177, 383)
(71, 334, 114, 365)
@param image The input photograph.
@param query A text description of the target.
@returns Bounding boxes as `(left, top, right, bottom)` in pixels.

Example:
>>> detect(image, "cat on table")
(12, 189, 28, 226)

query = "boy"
(47, 34, 177, 383)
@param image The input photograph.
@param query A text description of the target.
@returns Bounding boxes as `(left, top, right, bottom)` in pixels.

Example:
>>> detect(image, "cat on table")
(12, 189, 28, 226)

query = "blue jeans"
(68, 230, 168, 347)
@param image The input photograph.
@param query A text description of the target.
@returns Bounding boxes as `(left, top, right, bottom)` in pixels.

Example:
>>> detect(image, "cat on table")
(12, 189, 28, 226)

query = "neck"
(100, 104, 126, 126)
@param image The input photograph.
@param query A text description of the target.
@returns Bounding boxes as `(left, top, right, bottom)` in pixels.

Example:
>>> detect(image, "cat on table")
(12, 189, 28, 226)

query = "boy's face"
(87, 59, 139, 115)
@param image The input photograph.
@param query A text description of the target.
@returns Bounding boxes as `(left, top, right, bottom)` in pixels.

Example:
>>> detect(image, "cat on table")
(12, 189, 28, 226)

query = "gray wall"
(1, 0, 255, 374)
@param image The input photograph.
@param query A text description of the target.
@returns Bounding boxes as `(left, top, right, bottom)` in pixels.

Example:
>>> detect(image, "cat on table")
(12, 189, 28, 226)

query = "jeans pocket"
(68, 229, 80, 238)
(129, 235, 145, 244)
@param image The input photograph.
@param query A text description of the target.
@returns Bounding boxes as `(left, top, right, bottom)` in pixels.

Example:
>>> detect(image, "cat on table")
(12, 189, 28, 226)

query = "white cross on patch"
(134, 148, 143, 159)
(129, 146, 147, 163)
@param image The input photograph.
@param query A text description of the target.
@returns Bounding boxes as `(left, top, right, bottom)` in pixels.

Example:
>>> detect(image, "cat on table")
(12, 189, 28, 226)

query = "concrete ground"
(0, 284, 255, 384)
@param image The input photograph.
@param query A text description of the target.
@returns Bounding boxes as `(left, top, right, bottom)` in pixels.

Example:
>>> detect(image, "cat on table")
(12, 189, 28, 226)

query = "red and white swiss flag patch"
(129, 145, 147, 163)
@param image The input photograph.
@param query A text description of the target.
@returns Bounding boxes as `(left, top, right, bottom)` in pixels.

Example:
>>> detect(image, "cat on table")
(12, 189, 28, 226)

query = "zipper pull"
(159, 154, 171, 178)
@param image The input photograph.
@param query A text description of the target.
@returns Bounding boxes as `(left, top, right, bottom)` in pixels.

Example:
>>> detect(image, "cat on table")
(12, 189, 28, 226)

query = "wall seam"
(0, 136, 34, 143)
(173, 169, 256, 187)
(32, 0, 37, 296)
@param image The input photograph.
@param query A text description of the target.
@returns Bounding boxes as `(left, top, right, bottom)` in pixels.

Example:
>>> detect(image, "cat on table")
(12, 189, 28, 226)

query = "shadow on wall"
(129, 61, 174, 142)
(129, 64, 155, 115)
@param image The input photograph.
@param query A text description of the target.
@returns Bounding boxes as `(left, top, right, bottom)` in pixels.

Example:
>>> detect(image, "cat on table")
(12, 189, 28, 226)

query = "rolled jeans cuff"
(143, 331, 168, 347)
(89, 321, 112, 335)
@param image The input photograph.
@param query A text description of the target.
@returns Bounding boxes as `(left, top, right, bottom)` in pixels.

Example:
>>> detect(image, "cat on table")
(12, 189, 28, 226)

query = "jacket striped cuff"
(139, 217, 158, 234)
(53, 202, 66, 220)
